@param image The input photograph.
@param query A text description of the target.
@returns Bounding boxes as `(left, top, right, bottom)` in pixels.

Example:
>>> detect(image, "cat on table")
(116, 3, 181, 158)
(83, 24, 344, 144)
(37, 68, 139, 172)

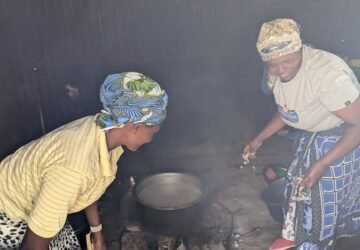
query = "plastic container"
(262, 164, 287, 184)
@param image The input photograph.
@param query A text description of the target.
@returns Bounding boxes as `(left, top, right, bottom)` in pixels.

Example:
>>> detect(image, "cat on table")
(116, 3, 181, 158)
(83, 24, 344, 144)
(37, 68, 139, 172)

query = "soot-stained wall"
(0, 0, 359, 159)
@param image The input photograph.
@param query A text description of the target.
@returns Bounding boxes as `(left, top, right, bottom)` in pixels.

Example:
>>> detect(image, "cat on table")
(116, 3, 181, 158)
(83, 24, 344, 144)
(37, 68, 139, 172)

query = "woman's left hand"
(91, 231, 108, 250)
(301, 162, 327, 188)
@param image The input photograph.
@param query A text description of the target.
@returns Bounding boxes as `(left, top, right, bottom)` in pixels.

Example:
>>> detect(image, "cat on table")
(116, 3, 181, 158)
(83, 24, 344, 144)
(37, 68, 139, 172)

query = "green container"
(350, 66, 360, 82)
(263, 164, 287, 184)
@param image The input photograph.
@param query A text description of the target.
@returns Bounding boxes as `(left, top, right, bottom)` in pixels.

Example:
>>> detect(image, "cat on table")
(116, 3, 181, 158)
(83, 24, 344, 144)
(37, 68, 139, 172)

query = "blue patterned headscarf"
(95, 72, 168, 130)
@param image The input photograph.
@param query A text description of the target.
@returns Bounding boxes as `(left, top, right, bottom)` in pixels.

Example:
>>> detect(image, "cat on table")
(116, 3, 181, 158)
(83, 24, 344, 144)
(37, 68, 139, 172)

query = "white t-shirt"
(272, 45, 360, 132)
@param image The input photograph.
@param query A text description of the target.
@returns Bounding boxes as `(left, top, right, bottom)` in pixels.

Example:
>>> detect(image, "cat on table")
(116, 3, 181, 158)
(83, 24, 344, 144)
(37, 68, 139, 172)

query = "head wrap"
(96, 72, 168, 130)
(256, 18, 302, 61)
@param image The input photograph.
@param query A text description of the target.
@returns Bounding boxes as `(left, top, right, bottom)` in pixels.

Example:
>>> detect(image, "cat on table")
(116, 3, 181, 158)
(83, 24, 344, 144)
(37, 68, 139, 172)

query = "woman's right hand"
(241, 138, 263, 163)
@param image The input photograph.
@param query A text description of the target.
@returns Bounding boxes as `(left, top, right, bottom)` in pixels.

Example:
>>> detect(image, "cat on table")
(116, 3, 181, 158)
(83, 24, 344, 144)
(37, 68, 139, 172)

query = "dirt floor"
(98, 134, 360, 250)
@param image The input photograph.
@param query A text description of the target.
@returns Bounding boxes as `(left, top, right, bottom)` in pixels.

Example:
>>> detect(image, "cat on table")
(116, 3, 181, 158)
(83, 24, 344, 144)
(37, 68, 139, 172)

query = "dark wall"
(1, 0, 360, 159)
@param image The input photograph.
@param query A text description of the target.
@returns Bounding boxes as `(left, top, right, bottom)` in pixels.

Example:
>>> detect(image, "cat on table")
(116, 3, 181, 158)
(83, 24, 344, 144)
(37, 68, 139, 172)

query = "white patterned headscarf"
(257, 18, 302, 61)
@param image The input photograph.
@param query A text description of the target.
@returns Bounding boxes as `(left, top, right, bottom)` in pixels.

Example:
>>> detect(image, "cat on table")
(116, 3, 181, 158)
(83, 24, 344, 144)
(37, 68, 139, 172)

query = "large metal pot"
(134, 172, 207, 236)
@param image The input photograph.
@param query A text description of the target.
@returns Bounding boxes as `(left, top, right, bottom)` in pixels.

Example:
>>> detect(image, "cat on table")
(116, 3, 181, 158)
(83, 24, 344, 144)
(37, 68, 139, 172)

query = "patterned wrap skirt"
(0, 212, 81, 249)
(282, 124, 360, 250)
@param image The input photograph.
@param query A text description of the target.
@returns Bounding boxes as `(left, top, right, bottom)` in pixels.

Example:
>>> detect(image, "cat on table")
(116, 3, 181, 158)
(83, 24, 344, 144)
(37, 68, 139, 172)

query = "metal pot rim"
(134, 172, 207, 211)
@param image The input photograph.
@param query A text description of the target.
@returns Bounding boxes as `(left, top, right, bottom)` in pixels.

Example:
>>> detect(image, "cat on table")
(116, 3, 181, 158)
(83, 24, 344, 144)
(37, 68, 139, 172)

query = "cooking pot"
(134, 172, 207, 236)
(260, 177, 285, 223)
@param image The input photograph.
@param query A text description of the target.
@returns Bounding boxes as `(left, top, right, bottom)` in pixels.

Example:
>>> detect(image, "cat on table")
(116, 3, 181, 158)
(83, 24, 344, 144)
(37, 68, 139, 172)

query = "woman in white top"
(243, 18, 360, 250)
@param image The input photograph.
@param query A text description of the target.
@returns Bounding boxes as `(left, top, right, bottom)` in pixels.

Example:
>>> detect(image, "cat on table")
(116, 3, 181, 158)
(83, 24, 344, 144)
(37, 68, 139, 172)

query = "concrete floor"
(99, 135, 360, 249)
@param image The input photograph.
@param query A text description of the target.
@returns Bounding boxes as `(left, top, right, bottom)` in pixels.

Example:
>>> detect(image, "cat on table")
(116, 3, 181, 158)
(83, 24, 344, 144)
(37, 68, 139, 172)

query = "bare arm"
(253, 111, 286, 143)
(85, 201, 101, 228)
(243, 111, 286, 155)
(21, 227, 51, 250)
(318, 96, 360, 166)
(85, 201, 107, 250)
(302, 95, 360, 188)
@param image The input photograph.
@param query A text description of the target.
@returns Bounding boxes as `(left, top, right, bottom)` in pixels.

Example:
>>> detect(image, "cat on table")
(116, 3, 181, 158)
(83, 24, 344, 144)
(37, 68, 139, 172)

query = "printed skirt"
(0, 212, 81, 249)
(282, 124, 360, 250)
